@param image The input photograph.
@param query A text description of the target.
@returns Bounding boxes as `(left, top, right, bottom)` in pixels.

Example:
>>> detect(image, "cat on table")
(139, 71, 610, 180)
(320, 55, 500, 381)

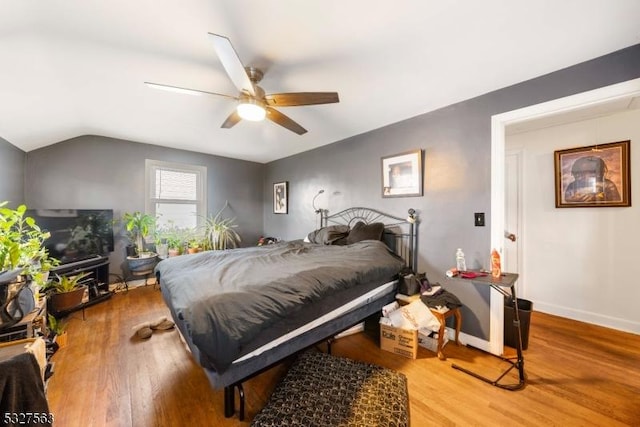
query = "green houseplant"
(121, 211, 158, 272)
(43, 271, 90, 315)
(122, 211, 156, 256)
(155, 222, 186, 257)
(0, 202, 58, 329)
(202, 203, 241, 251)
(0, 202, 57, 284)
(47, 313, 68, 348)
(164, 231, 184, 257)
(1, 202, 58, 329)
(187, 237, 202, 254)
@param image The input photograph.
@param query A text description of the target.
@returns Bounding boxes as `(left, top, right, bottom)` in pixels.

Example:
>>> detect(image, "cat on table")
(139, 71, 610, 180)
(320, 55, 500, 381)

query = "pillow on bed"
(307, 225, 350, 245)
(346, 221, 385, 244)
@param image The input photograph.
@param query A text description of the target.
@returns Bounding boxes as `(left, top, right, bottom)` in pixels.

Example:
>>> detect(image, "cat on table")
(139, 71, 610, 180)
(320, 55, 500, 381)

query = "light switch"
(474, 212, 485, 227)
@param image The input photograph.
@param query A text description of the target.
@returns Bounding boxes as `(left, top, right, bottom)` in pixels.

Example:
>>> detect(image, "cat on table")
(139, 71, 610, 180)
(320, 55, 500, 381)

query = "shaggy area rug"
(251, 351, 409, 427)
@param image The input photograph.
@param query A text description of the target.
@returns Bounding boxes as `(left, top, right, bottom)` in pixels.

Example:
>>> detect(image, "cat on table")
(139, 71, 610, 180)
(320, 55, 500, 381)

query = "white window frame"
(145, 159, 207, 230)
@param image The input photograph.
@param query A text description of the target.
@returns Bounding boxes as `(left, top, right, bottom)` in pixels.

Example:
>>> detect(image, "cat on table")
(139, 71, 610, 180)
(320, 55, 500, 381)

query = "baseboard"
(445, 327, 491, 352)
(109, 278, 152, 292)
(534, 301, 640, 335)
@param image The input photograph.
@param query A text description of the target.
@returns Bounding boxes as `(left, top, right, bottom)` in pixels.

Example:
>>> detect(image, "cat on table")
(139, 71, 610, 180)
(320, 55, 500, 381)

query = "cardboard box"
(418, 329, 448, 353)
(379, 322, 418, 359)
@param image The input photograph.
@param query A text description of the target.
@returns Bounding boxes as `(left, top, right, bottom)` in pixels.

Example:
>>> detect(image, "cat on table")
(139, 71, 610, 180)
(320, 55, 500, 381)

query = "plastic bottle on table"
(455, 248, 466, 272)
(491, 249, 501, 279)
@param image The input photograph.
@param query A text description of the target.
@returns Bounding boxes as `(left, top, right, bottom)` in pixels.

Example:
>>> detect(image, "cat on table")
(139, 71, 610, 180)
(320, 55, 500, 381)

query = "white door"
(504, 150, 522, 280)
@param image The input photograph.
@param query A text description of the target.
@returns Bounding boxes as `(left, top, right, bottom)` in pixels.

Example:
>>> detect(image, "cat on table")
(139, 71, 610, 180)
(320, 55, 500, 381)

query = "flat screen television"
(26, 209, 115, 265)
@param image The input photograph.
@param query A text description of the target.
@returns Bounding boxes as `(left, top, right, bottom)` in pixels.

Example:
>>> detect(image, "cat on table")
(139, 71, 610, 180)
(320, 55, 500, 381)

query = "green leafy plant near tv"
(122, 211, 156, 256)
(42, 271, 91, 314)
(44, 272, 91, 293)
(121, 211, 159, 274)
(0, 202, 58, 285)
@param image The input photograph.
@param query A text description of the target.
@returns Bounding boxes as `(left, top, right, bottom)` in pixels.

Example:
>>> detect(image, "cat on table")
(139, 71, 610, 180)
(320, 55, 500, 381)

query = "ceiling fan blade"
(266, 107, 307, 135)
(221, 110, 242, 129)
(265, 92, 340, 107)
(145, 82, 237, 100)
(208, 33, 255, 97)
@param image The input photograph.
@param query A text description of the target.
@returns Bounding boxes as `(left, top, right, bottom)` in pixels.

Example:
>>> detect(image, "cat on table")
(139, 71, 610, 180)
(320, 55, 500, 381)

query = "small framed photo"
(273, 181, 288, 214)
(554, 140, 631, 208)
(381, 149, 423, 198)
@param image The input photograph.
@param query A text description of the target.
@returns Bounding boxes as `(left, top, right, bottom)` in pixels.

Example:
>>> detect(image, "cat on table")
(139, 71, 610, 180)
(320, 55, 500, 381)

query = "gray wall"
(0, 137, 25, 206)
(25, 135, 264, 278)
(264, 44, 640, 339)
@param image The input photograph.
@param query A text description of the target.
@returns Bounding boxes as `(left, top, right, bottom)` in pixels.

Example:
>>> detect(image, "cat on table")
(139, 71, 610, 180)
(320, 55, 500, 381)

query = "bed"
(156, 207, 418, 420)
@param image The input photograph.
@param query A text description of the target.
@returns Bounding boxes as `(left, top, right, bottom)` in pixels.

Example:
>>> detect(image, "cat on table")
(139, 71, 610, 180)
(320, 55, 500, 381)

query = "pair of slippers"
(132, 316, 175, 340)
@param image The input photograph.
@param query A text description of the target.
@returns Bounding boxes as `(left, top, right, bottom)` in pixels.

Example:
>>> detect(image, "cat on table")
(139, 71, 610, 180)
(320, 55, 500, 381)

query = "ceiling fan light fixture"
(147, 35, 339, 134)
(237, 98, 266, 121)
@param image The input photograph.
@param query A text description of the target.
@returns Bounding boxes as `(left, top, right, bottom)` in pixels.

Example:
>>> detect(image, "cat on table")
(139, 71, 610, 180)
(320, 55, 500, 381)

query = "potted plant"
(187, 237, 202, 254)
(1, 202, 58, 329)
(165, 233, 184, 257)
(202, 202, 241, 251)
(156, 222, 185, 257)
(122, 211, 156, 256)
(42, 271, 90, 314)
(0, 202, 56, 283)
(121, 211, 158, 272)
(47, 313, 68, 348)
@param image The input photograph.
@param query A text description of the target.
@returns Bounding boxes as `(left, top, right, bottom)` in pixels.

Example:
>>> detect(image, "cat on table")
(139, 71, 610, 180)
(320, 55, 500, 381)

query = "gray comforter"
(156, 240, 404, 372)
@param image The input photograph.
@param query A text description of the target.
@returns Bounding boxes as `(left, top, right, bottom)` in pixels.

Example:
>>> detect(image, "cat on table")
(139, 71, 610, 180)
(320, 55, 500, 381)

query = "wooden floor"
(46, 286, 640, 426)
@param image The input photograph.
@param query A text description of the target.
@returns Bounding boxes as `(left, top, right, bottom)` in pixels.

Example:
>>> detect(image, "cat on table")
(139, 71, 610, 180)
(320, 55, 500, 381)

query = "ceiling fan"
(145, 33, 340, 135)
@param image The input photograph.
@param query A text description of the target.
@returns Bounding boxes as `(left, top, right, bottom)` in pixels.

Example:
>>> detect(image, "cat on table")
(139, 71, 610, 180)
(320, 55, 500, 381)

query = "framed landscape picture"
(273, 181, 288, 214)
(554, 140, 630, 208)
(381, 149, 423, 198)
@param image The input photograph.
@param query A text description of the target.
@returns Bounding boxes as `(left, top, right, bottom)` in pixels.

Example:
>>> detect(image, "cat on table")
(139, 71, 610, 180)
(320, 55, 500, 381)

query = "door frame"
(488, 77, 640, 355)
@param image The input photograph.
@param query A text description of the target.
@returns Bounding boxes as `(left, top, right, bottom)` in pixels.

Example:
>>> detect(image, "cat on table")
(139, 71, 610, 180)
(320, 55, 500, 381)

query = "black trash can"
(504, 298, 533, 350)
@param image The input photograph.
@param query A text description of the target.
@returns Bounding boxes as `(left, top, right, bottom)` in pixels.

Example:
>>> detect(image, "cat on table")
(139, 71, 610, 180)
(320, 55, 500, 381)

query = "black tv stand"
(50, 255, 111, 317)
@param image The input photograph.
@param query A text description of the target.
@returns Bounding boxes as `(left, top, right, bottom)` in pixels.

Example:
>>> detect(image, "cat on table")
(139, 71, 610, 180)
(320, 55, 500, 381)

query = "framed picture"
(273, 181, 288, 214)
(381, 149, 423, 198)
(554, 140, 631, 208)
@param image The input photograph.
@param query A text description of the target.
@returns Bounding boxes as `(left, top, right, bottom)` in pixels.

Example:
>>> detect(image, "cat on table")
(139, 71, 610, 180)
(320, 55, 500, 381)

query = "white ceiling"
(1, 0, 639, 163)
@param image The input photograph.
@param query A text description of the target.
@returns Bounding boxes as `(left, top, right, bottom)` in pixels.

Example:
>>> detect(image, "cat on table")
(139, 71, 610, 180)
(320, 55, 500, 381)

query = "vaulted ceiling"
(1, 1, 639, 163)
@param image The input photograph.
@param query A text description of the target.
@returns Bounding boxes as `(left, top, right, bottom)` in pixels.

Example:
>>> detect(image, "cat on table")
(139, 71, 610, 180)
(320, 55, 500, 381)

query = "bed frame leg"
(237, 383, 245, 421)
(326, 338, 334, 354)
(224, 386, 234, 418)
(223, 383, 245, 420)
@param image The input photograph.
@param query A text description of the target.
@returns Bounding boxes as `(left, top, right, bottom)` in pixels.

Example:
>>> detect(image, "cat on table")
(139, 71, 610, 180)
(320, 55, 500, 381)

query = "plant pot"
(168, 249, 180, 257)
(55, 331, 68, 348)
(125, 244, 137, 257)
(156, 243, 168, 258)
(127, 253, 158, 273)
(50, 287, 86, 313)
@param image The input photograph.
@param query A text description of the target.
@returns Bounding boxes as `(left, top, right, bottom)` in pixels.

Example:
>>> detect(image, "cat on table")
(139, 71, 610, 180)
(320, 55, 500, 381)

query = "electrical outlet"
(474, 212, 485, 227)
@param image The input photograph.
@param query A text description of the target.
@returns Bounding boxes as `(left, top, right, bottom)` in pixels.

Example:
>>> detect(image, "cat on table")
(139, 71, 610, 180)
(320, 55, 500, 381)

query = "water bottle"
(456, 248, 467, 272)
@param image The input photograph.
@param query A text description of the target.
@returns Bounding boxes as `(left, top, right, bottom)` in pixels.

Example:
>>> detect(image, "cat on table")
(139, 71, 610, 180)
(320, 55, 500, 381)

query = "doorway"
(488, 77, 640, 355)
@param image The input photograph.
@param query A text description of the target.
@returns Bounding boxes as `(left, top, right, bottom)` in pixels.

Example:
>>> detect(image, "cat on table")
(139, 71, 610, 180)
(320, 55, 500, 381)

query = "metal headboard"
(321, 207, 418, 271)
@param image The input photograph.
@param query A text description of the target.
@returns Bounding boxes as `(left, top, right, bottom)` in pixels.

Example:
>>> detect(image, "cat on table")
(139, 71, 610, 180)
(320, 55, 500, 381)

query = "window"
(145, 160, 207, 230)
